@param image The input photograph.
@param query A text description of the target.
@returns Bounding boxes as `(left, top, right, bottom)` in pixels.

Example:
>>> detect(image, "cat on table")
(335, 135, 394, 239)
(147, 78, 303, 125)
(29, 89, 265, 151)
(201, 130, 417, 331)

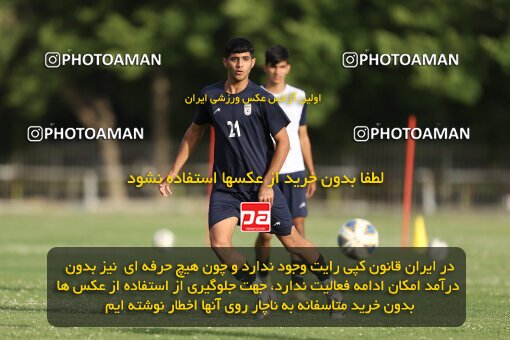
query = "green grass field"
(1, 203, 509, 339)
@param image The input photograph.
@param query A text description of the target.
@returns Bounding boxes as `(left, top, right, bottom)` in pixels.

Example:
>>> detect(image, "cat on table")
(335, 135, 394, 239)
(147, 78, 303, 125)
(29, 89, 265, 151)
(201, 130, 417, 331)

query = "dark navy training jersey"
(193, 80, 290, 192)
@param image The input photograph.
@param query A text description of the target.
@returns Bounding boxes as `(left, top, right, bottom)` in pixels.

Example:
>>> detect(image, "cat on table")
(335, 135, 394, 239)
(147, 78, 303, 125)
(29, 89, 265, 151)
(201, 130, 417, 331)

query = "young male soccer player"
(159, 37, 342, 319)
(254, 45, 316, 298)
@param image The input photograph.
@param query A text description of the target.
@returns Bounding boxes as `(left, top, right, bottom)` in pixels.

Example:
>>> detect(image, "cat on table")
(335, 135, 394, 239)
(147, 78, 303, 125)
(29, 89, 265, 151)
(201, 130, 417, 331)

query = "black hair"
(265, 45, 289, 65)
(224, 37, 254, 57)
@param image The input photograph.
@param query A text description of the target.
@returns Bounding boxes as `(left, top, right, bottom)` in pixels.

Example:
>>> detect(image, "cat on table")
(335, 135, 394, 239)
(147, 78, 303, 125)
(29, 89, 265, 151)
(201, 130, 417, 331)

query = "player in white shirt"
(255, 45, 317, 294)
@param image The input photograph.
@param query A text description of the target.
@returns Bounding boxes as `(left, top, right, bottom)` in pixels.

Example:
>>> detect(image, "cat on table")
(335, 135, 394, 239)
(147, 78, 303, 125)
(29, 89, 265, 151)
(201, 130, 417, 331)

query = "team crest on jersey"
(244, 104, 252, 116)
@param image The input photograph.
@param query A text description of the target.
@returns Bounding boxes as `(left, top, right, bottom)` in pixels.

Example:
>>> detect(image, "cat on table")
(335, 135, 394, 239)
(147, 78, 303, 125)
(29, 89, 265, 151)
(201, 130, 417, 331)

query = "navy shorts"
(208, 186, 293, 236)
(278, 171, 308, 218)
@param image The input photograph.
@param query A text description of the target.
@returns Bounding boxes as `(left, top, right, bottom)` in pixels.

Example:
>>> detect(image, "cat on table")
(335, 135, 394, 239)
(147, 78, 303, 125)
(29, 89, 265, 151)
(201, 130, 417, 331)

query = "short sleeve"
(263, 94, 290, 136)
(299, 103, 307, 126)
(192, 90, 211, 125)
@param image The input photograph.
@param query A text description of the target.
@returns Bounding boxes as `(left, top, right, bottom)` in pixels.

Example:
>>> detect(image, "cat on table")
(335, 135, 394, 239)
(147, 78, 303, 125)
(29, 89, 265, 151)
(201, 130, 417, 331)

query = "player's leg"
(254, 232, 272, 283)
(281, 172, 309, 286)
(209, 216, 245, 267)
(293, 217, 305, 238)
(290, 217, 307, 290)
(254, 232, 272, 257)
(276, 227, 344, 319)
(271, 187, 344, 318)
(270, 185, 318, 271)
(270, 188, 323, 274)
(275, 226, 320, 263)
(208, 190, 263, 287)
(252, 231, 276, 319)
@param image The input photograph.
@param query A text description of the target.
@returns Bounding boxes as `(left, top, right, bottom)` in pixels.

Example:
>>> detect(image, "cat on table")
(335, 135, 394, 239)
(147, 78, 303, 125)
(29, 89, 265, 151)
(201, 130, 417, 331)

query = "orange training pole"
(401, 115, 416, 247)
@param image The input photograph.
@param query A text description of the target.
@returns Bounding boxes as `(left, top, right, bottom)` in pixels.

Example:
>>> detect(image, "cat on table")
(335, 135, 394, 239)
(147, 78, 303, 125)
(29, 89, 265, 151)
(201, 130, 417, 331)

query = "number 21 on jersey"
(227, 120, 241, 137)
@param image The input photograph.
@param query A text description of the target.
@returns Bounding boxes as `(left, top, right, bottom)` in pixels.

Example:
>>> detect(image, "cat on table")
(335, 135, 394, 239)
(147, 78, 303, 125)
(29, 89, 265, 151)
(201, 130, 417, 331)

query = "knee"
(210, 241, 232, 251)
(209, 235, 232, 250)
(210, 242, 233, 261)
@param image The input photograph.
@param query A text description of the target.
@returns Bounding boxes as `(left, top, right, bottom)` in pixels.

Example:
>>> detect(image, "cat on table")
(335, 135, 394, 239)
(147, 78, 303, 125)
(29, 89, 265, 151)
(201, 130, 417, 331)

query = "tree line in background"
(1, 0, 509, 200)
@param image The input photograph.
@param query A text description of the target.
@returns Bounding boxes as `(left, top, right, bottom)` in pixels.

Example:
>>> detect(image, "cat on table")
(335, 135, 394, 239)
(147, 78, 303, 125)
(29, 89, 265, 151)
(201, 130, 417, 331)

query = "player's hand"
(306, 181, 317, 199)
(158, 182, 172, 197)
(258, 186, 274, 206)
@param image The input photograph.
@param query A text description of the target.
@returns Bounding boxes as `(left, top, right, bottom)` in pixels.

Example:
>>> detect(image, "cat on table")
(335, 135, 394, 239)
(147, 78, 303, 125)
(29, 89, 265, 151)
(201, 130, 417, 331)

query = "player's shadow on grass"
(123, 327, 323, 340)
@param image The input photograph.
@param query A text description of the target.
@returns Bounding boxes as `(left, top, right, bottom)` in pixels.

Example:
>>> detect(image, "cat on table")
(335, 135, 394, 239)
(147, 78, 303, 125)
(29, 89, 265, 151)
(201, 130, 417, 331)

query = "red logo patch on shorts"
(240, 202, 271, 232)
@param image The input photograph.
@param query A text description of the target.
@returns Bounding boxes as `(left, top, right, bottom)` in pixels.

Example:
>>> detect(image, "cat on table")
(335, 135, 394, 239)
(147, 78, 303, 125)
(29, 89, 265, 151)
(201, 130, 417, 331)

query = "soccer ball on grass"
(152, 229, 175, 248)
(337, 218, 379, 259)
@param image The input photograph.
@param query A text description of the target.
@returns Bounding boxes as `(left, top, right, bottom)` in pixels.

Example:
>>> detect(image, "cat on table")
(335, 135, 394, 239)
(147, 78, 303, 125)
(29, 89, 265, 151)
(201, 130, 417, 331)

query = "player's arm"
(159, 122, 207, 197)
(298, 125, 317, 198)
(259, 127, 290, 205)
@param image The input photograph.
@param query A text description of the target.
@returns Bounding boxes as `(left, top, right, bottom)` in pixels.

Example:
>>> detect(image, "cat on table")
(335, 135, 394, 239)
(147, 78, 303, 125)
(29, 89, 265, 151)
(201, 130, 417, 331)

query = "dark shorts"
(208, 186, 293, 236)
(278, 170, 308, 218)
